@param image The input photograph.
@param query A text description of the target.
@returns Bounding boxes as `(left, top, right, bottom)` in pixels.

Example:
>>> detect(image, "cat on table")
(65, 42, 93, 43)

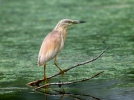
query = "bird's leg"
(43, 64, 47, 82)
(54, 56, 64, 76)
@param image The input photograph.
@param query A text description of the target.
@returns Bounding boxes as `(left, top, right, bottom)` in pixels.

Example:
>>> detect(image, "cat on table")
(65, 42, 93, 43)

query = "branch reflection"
(37, 88, 100, 100)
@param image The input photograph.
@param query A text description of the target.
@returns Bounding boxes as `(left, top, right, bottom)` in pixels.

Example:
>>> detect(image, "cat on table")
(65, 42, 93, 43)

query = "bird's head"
(58, 19, 86, 27)
(54, 19, 86, 31)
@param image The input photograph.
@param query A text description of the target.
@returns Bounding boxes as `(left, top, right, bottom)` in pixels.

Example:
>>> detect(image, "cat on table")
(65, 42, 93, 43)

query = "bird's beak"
(72, 20, 86, 24)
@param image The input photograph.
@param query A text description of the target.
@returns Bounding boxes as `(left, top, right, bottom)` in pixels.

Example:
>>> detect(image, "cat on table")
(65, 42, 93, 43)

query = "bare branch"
(27, 47, 108, 87)
(35, 71, 104, 90)
(47, 47, 108, 79)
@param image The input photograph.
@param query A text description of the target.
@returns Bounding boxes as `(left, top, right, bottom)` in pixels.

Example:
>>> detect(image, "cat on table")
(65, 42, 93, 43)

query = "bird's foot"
(60, 69, 65, 76)
(43, 76, 48, 84)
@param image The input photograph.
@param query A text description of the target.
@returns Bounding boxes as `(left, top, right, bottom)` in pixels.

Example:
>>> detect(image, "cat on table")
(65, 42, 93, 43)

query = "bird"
(38, 19, 86, 81)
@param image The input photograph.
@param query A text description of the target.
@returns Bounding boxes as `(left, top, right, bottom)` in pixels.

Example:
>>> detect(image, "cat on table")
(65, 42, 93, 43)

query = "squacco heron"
(38, 19, 86, 80)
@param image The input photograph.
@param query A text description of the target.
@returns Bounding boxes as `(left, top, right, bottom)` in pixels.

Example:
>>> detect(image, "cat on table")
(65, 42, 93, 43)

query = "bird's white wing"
(38, 31, 62, 66)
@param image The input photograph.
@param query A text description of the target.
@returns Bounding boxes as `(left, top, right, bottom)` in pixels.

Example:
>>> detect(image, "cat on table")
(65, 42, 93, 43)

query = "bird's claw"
(60, 70, 65, 76)
(43, 75, 48, 84)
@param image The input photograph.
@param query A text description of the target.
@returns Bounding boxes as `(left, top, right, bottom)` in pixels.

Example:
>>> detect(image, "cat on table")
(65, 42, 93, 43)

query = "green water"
(0, 0, 134, 100)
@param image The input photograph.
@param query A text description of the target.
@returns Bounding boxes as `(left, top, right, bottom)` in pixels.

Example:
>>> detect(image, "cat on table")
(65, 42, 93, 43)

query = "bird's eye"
(68, 21, 72, 24)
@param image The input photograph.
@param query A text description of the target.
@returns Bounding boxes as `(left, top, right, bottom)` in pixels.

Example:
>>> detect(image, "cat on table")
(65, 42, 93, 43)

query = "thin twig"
(27, 47, 108, 86)
(35, 71, 104, 90)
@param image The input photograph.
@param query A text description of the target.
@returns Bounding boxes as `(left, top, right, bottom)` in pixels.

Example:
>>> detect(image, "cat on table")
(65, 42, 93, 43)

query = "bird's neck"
(54, 25, 67, 32)
(53, 26, 67, 42)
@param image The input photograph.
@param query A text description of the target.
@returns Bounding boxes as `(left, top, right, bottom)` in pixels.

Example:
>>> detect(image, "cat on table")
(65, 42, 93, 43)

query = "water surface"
(0, 0, 134, 100)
